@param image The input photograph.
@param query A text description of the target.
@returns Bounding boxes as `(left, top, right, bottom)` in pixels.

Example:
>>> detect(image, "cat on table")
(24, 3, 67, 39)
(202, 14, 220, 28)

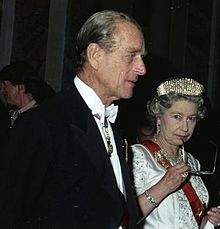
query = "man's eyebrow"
(125, 48, 147, 56)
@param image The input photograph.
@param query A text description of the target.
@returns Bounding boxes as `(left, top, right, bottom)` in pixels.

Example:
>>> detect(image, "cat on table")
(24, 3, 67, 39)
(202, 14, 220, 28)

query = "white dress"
(131, 143, 214, 229)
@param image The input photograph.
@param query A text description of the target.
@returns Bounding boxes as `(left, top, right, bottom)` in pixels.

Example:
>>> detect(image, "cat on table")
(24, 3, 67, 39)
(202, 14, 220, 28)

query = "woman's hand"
(137, 162, 189, 219)
(160, 162, 189, 194)
(206, 207, 220, 227)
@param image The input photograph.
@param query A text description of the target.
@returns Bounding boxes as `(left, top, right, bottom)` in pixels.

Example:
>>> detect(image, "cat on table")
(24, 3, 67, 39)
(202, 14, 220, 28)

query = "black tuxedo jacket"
(0, 83, 138, 229)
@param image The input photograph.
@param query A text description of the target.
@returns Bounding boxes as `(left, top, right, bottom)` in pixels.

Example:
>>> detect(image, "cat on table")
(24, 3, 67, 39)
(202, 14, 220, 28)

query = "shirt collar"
(74, 76, 118, 124)
(18, 99, 38, 114)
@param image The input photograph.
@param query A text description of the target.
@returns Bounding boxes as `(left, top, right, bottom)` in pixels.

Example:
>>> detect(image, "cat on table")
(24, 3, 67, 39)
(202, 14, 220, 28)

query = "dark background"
(0, 0, 220, 206)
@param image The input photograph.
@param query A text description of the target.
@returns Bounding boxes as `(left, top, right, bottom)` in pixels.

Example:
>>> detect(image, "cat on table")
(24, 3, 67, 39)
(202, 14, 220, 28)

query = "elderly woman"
(131, 77, 220, 229)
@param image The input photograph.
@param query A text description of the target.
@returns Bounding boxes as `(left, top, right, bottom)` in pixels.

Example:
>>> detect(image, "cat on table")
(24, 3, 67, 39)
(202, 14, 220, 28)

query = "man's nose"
(134, 58, 147, 76)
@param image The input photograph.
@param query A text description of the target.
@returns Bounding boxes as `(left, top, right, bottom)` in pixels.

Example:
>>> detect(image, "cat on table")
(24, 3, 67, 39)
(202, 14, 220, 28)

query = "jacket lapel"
(64, 85, 135, 213)
(66, 85, 117, 183)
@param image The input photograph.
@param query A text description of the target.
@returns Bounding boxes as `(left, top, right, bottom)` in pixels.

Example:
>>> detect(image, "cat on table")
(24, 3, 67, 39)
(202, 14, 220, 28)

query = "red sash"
(141, 140, 205, 227)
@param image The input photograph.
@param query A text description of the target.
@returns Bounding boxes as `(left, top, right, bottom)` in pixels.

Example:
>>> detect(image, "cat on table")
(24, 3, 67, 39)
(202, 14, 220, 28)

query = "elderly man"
(0, 10, 146, 229)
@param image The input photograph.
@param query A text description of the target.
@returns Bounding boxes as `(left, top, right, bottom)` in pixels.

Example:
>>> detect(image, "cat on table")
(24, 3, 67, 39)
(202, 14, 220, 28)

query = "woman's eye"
(187, 116, 197, 122)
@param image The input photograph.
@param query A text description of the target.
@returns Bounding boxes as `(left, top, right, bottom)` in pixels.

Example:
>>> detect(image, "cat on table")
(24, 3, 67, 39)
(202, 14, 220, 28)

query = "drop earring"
(156, 119, 161, 136)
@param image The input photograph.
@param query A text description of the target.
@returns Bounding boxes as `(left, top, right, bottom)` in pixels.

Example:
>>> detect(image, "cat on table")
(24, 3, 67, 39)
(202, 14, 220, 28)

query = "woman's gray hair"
(74, 10, 143, 73)
(147, 92, 206, 122)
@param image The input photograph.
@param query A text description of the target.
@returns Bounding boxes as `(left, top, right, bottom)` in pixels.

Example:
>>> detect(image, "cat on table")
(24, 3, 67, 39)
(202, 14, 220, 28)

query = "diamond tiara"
(157, 78, 204, 97)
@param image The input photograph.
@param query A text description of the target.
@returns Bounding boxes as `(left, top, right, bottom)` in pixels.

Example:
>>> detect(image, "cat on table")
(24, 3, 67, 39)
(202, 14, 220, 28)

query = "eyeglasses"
(182, 140, 218, 175)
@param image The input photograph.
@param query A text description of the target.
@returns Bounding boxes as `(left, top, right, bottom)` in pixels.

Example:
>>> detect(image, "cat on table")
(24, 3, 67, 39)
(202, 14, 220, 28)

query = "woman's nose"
(182, 120, 189, 132)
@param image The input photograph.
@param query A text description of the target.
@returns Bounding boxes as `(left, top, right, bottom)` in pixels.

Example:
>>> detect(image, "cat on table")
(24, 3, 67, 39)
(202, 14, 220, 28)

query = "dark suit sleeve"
(0, 109, 52, 227)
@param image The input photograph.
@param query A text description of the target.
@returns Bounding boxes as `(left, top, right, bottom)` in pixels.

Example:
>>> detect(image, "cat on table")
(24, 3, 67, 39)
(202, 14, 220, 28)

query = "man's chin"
(124, 92, 133, 99)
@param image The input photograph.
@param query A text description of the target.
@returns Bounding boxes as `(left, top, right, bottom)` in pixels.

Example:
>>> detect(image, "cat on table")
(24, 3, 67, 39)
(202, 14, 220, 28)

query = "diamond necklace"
(153, 138, 184, 167)
(159, 148, 183, 166)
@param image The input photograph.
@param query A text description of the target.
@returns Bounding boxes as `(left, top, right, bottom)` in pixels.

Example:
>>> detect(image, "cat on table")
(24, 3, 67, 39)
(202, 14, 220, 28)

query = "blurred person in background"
(0, 61, 55, 128)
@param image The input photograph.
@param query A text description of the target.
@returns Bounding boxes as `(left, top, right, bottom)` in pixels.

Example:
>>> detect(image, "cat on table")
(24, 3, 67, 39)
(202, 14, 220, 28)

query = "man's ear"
(17, 84, 26, 93)
(86, 43, 103, 70)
